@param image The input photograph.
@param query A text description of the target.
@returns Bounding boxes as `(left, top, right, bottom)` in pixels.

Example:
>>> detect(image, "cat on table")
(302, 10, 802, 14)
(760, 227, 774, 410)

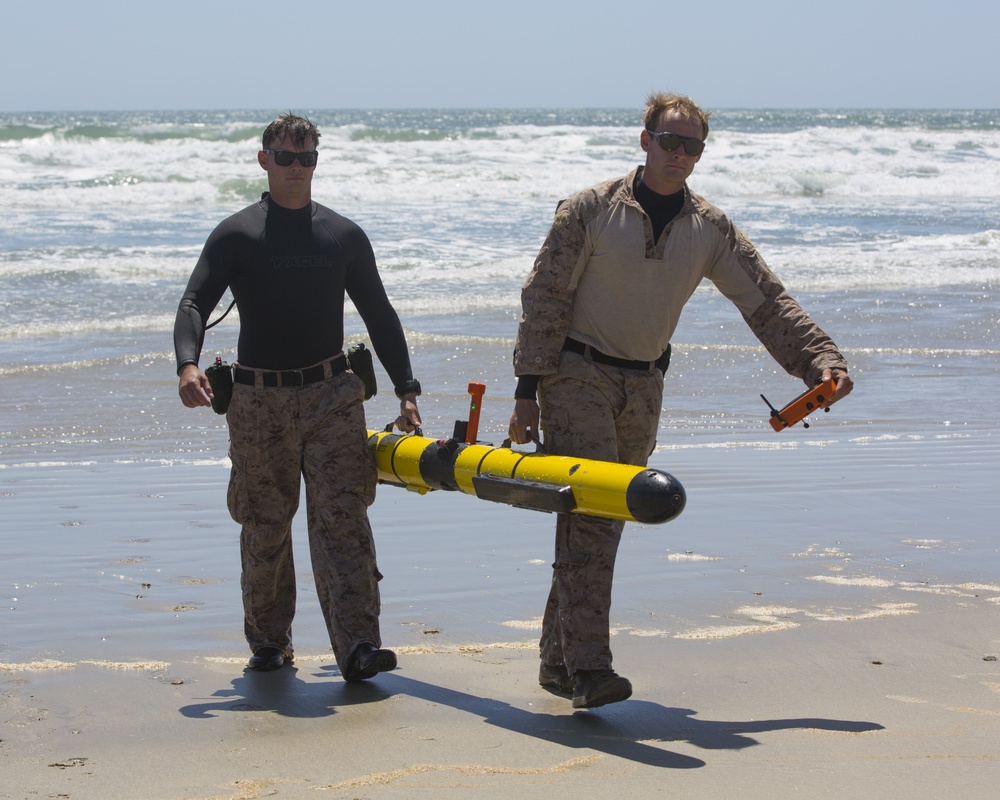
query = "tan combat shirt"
(513, 168, 847, 387)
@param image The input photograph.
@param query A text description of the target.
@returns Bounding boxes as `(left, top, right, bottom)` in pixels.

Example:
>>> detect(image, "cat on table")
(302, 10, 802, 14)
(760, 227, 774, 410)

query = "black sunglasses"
(263, 149, 319, 167)
(646, 130, 705, 157)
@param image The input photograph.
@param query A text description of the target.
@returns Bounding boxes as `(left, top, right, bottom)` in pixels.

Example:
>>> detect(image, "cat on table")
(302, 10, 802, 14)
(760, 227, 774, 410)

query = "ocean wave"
(4, 112, 998, 210)
(0, 112, 266, 144)
(2, 108, 997, 144)
(0, 315, 178, 342)
(2, 107, 998, 368)
(351, 127, 467, 143)
(5, 229, 994, 294)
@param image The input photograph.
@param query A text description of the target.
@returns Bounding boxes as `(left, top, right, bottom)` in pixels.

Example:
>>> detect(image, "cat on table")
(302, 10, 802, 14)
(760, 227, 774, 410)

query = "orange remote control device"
(761, 379, 837, 431)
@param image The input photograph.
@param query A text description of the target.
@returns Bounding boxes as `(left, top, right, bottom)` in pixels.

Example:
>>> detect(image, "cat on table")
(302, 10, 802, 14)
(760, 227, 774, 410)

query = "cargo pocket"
(552, 552, 591, 607)
(227, 452, 253, 526)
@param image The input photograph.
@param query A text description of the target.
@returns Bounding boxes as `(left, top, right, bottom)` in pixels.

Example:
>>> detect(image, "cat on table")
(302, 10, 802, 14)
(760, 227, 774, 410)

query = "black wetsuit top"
(633, 173, 685, 242)
(174, 193, 416, 393)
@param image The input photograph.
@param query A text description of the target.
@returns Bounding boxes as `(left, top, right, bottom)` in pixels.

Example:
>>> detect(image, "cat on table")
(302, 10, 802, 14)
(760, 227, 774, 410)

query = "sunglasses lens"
(269, 150, 318, 167)
(652, 132, 704, 157)
(682, 139, 705, 156)
(656, 133, 682, 152)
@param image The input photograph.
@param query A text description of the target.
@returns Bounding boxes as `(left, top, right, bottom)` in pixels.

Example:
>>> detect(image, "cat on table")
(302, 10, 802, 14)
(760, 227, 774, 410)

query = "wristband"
(394, 379, 421, 399)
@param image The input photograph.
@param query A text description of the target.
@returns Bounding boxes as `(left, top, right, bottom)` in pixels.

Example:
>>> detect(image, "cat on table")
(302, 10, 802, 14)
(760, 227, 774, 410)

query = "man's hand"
(508, 398, 540, 445)
(396, 394, 422, 432)
(178, 364, 213, 408)
(825, 368, 853, 404)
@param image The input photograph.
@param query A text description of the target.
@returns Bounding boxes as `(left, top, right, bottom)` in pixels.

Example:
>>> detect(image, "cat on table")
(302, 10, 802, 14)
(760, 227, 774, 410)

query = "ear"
(257, 150, 268, 170)
(640, 129, 650, 152)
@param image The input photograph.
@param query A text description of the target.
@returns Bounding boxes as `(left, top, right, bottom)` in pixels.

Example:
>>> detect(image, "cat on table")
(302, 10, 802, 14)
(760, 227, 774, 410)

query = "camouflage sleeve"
(706, 211, 848, 386)
(512, 197, 589, 377)
(746, 289, 848, 387)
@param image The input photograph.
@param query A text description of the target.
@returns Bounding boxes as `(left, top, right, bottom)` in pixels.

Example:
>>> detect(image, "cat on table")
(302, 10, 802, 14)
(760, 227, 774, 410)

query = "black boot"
(572, 669, 632, 708)
(344, 642, 397, 682)
(538, 662, 573, 695)
(247, 646, 288, 672)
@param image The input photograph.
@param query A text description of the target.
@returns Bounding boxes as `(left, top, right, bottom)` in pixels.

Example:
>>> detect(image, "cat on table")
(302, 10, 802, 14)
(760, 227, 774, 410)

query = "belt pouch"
(655, 344, 672, 373)
(347, 343, 377, 400)
(205, 357, 234, 414)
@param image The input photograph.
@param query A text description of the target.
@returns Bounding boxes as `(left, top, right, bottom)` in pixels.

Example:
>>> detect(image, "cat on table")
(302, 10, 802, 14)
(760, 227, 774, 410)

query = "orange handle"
(466, 382, 486, 443)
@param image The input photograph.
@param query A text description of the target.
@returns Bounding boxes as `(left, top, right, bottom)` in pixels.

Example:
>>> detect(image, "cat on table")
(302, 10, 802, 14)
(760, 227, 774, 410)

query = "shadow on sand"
(179, 665, 883, 770)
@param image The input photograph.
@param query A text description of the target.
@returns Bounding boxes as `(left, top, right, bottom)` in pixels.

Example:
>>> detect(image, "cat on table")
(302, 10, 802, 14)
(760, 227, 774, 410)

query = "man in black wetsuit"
(174, 113, 421, 680)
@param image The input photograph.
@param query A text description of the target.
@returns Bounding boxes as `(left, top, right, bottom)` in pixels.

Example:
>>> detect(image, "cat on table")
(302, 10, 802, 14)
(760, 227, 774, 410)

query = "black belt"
(563, 338, 670, 372)
(234, 354, 347, 388)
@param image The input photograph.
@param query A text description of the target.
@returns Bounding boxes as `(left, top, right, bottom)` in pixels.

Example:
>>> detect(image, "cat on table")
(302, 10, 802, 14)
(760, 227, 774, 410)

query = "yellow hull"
(367, 430, 686, 525)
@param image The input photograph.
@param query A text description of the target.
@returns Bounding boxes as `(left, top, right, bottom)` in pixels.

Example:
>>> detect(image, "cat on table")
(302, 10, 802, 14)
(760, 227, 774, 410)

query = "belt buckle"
(280, 369, 304, 388)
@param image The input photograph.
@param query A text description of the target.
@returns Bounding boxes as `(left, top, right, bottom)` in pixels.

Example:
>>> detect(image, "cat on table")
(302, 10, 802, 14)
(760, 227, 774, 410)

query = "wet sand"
(2, 421, 999, 798)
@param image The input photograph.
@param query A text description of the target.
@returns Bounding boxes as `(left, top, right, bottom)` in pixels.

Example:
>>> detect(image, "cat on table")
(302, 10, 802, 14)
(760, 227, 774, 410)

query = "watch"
(394, 379, 421, 398)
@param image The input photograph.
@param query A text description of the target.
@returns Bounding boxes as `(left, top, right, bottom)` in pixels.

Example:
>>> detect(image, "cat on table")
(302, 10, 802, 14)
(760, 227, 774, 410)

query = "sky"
(3, 0, 998, 112)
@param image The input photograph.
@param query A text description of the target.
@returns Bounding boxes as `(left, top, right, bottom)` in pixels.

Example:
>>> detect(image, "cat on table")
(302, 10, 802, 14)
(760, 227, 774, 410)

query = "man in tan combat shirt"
(508, 92, 853, 709)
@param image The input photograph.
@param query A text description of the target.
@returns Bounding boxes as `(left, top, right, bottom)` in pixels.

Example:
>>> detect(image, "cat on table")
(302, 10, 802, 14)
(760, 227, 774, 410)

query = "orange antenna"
(466, 382, 486, 443)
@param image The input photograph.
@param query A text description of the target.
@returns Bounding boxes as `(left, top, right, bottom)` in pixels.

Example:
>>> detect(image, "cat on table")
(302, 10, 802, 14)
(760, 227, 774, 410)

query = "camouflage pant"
(226, 367, 380, 670)
(537, 350, 663, 675)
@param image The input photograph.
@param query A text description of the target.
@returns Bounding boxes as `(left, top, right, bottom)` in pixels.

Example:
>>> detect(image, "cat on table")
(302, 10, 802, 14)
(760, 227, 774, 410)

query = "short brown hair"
(262, 113, 321, 149)
(643, 92, 710, 140)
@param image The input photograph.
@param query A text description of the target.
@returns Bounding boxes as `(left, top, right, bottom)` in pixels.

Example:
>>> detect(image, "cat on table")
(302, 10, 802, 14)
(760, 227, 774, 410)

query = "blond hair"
(643, 92, 710, 139)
